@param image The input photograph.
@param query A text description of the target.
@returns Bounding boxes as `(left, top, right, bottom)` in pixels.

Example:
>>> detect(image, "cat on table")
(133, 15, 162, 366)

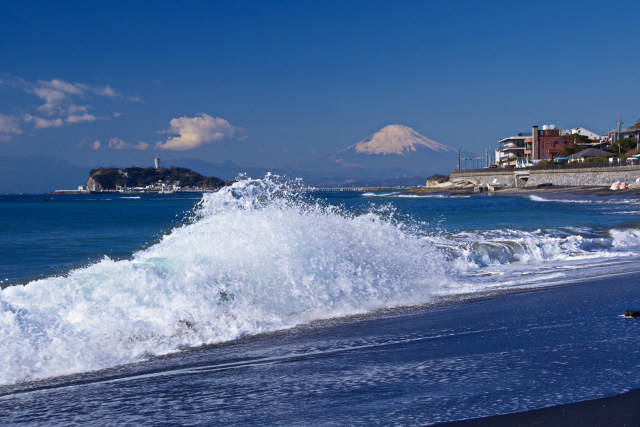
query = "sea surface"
(1, 177, 640, 424)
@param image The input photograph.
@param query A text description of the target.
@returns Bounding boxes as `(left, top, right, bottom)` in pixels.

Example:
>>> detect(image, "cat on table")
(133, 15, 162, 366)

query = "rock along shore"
(406, 183, 640, 199)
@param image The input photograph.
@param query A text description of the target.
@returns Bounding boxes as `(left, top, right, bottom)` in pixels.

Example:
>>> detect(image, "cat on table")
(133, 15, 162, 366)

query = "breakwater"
(450, 165, 640, 188)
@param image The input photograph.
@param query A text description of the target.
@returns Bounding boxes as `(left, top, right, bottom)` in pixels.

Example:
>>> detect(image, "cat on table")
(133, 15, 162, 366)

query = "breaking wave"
(2, 176, 640, 386)
(0, 177, 458, 386)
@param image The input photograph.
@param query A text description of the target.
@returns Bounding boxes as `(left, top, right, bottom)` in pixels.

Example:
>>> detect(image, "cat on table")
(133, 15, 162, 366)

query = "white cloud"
(134, 141, 150, 150)
(33, 87, 67, 112)
(66, 113, 96, 124)
(107, 138, 128, 150)
(0, 114, 22, 141)
(42, 79, 83, 95)
(33, 79, 92, 114)
(97, 85, 118, 98)
(156, 113, 241, 150)
(23, 114, 65, 129)
(92, 140, 102, 150)
(38, 79, 119, 99)
(68, 104, 90, 114)
(107, 137, 150, 150)
(2, 76, 130, 128)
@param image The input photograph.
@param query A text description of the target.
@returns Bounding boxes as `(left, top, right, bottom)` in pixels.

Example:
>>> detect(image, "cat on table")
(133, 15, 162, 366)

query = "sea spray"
(0, 176, 456, 386)
(3, 177, 640, 386)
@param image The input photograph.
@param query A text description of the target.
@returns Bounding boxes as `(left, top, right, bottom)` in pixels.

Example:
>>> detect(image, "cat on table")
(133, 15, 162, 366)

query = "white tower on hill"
(155, 155, 160, 170)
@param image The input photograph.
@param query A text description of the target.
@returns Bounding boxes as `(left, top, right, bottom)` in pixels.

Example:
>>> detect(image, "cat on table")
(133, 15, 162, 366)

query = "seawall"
(450, 165, 640, 188)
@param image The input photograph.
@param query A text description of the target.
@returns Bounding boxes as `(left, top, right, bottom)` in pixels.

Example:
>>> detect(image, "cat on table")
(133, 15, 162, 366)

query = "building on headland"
(155, 155, 160, 170)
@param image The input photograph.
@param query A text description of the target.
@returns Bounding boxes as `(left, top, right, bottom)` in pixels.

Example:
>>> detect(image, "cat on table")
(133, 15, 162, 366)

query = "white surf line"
(0, 325, 516, 397)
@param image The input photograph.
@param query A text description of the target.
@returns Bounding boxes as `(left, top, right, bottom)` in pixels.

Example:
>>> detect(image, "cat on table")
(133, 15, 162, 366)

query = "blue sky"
(1, 0, 639, 168)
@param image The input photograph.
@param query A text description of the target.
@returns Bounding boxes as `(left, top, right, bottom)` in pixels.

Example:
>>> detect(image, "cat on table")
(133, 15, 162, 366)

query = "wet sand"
(2, 269, 640, 424)
(439, 388, 640, 426)
(415, 184, 640, 426)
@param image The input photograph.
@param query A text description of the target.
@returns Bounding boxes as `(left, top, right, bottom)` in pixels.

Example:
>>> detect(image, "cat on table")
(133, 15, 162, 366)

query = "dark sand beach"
(445, 185, 640, 426)
(440, 389, 640, 426)
(404, 184, 640, 425)
(3, 267, 640, 425)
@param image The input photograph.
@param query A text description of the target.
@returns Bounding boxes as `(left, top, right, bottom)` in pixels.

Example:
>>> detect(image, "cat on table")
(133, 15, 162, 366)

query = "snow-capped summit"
(289, 124, 465, 186)
(351, 124, 455, 155)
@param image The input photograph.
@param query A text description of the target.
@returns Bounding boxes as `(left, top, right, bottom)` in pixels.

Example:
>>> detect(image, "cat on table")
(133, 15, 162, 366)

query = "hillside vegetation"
(86, 167, 226, 190)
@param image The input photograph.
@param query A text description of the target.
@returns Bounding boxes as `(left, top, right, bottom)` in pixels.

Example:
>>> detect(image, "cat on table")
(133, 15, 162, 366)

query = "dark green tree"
(615, 137, 638, 154)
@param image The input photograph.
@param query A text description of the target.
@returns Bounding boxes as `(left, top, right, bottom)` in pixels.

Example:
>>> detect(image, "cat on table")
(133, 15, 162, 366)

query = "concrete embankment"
(450, 165, 640, 188)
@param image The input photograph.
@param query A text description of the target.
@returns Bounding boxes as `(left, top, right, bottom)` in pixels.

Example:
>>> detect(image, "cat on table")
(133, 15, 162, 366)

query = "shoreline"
(3, 267, 640, 423)
(493, 184, 640, 197)
(407, 184, 640, 198)
(438, 388, 640, 426)
(6, 268, 640, 399)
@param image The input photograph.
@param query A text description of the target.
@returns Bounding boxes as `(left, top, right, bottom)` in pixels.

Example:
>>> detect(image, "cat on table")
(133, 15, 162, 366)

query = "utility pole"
(618, 112, 623, 136)
(485, 150, 489, 167)
(617, 112, 623, 145)
(458, 147, 461, 170)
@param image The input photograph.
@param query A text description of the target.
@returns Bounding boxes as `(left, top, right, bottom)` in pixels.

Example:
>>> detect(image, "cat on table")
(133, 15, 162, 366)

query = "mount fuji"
(347, 124, 455, 156)
(289, 124, 465, 185)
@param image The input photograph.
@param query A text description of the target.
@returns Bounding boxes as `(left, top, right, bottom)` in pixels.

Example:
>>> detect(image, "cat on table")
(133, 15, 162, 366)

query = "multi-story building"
(496, 134, 529, 166)
(533, 125, 573, 160)
(497, 125, 575, 166)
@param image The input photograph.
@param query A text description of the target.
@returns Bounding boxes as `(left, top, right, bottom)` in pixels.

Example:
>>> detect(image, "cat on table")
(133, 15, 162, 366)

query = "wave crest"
(0, 176, 454, 385)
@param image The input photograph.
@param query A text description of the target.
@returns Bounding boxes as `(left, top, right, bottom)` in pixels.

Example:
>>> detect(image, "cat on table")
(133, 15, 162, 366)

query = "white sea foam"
(0, 177, 460, 386)
(414, 194, 471, 198)
(361, 192, 401, 197)
(530, 194, 640, 206)
(610, 228, 640, 248)
(529, 195, 599, 204)
(434, 227, 630, 269)
(2, 177, 640, 386)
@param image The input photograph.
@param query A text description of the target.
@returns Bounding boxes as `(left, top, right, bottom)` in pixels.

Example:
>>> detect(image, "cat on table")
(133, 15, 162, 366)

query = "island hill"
(79, 166, 227, 193)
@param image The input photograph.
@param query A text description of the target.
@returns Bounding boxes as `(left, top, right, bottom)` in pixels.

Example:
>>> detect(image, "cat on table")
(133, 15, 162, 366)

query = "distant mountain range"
(1, 125, 474, 193)
(0, 154, 88, 194)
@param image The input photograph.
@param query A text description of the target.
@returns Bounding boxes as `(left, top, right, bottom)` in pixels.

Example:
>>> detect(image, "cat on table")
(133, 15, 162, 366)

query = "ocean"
(1, 176, 640, 425)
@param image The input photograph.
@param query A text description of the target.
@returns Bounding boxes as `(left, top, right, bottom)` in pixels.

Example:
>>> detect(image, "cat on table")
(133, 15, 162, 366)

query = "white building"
(496, 135, 528, 166)
(570, 127, 602, 141)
